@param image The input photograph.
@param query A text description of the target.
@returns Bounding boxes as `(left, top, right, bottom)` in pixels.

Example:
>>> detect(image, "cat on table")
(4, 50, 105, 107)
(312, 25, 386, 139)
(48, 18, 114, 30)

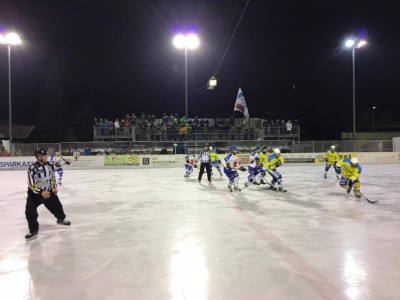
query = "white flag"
(233, 87, 249, 124)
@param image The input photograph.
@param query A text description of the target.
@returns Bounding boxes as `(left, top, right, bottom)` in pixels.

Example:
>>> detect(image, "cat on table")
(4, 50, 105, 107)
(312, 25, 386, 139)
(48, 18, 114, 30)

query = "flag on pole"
(233, 87, 249, 124)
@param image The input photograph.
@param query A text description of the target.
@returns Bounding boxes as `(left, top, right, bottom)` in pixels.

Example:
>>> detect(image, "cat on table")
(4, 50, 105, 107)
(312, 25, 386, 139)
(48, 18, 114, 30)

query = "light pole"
(173, 34, 199, 118)
(345, 39, 367, 139)
(372, 106, 376, 134)
(0, 32, 21, 156)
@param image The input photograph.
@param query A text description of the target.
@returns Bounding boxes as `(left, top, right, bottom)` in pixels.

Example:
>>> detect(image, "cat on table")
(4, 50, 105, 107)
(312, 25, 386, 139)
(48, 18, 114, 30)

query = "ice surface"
(1, 164, 400, 300)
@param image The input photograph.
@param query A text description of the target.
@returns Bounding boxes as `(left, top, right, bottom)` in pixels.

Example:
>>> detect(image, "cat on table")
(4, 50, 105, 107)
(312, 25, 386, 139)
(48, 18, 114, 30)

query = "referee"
(198, 144, 212, 182)
(25, 149, 71, 240)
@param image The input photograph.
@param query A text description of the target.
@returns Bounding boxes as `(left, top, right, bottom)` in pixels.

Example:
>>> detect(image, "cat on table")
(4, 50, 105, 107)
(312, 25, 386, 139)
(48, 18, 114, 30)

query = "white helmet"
(350, 157, 359, 165)
(273, 148, 281, 155)
(209, 146, 213, 151)
(330, 145, 335, 150)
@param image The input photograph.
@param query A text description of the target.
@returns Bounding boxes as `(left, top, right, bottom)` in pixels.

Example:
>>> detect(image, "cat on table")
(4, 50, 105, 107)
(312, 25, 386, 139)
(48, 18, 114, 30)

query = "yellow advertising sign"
(314, 153, 356, 164)
(104, 155, 139, 166)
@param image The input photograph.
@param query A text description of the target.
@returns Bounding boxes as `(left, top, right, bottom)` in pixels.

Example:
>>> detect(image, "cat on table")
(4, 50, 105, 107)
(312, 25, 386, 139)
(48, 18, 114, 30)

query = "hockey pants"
(339, 177, 361, 190)
(268, 169, 282, 185)
(224, 168, 239, 186)
(25, 190, 66, 234)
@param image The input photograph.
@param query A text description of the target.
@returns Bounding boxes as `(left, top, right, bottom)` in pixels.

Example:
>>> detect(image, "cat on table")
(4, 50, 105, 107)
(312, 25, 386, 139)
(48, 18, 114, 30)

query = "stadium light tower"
(372, 106, 376, 134)
(173, 33, 200, 118)
(0, 32, 21, 156)
(345, 38, 367, 139)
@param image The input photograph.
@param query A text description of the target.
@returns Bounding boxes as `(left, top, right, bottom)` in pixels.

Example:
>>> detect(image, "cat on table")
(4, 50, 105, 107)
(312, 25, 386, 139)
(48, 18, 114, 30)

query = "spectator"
(84, 147, 91, 156)
(160, 146, 168, 154)
(286, 120, 292, 134)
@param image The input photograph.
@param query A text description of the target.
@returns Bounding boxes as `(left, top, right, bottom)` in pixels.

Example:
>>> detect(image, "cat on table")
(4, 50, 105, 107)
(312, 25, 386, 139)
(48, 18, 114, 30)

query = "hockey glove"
(65, 161, 71, 165)
(218, 159, 221, 164)
(324, 158, 328, 162)
(239, 166, 247, 172)
(276, 161, 282, 167)
(226, 163, 232, 170)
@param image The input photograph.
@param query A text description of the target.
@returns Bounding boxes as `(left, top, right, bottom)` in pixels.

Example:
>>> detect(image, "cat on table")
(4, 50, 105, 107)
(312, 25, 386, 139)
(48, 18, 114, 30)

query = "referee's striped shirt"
(28, 162, 57, 194)
(198, 151, 211, 163)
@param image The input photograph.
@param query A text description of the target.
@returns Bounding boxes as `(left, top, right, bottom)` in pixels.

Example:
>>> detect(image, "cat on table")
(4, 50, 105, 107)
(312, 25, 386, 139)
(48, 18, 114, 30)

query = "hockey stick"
(355, 189, 378, 204)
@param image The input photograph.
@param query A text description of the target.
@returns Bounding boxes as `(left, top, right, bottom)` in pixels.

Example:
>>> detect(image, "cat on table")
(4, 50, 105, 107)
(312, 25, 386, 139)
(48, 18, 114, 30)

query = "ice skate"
(353, 189, 362, 198)
(252, 181, 260, 185)
(336, 174, 340, 179)
(57, 219, 71, 226)
(278, 185, 287, 192)
(234, 185, 241, 191)
(324, 173, 327, 179)
(228, 185, 233, 192)
(25, 232, 38, 240)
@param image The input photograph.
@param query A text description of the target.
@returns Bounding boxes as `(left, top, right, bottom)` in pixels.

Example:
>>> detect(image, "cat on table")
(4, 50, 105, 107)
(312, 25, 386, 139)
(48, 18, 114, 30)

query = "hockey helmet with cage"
(209, 146, 213, 151)
(330, 145, 336, 150)
(273, 148, 281, 155)
(34, 149, 48, 157)
(229, 146, 237, 153)
(350, 157, 359, 166)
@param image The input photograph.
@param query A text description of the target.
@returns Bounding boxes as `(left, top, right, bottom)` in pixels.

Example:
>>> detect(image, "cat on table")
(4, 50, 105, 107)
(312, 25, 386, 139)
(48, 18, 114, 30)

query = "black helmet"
(34, 149, 48, 157)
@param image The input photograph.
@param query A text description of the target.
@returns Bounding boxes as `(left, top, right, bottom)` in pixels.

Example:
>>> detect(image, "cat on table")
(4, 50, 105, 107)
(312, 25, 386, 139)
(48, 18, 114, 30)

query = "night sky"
(0, 0, 399, 141)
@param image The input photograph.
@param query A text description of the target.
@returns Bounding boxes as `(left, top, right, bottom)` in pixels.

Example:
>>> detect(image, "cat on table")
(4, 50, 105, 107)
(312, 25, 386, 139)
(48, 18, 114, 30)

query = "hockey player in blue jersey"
(245, 156, 263, 187)
(49, 150, 70, 185)
(249, 146, 261, 164)
(184, 151, 197, 177)
(223, 146, 246, 192)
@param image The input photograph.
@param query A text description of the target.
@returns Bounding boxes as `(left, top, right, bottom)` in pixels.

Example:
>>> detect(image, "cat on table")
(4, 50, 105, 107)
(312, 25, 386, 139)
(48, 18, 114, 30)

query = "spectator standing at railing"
(114, 119, 120, 136)
(104, 119, 110, 135)
(292, 119, 299, 134)
(286, 120, 292, 134)
(123, 119, 130, 136)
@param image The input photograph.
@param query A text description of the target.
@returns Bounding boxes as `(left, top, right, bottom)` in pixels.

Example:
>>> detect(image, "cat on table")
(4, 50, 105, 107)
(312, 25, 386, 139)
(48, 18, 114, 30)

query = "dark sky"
(0, 0, 399, 140)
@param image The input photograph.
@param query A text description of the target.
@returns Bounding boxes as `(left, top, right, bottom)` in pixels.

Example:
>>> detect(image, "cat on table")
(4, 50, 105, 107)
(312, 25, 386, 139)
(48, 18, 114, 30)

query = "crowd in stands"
(262, 118, 299, 135)
(94, 112, 299, 141)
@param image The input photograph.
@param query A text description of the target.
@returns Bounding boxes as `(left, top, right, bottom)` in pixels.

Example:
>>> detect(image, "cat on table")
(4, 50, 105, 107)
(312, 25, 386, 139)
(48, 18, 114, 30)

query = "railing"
(93, 125, 300, 142)
(11, 139, 393, 157)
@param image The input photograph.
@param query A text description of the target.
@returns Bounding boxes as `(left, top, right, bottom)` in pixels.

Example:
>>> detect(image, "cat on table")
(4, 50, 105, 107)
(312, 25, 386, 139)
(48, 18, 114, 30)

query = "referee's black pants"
(198, 162, 212, 181)
(25, 190, 66, 233)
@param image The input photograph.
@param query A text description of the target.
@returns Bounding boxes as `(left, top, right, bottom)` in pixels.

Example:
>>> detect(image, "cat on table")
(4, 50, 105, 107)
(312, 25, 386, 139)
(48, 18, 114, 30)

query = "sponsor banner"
(314, 153, 356, 164)
(139, 155, 186, 167)
(0, 156, 104, 169)
(238, 153, 317, 164)
(104, 155, 139, 166)
(62, 156, 104, 168)
(0, 157, 36, 169)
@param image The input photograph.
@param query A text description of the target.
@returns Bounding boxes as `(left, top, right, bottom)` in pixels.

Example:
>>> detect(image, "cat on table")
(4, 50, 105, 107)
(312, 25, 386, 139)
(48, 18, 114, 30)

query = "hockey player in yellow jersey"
(338, 157, 362, 197)
(258, 146, 269, 184)
(266, 148, 286, 192)
(209, 146, 223, 177)
(324, 145, 340, 179)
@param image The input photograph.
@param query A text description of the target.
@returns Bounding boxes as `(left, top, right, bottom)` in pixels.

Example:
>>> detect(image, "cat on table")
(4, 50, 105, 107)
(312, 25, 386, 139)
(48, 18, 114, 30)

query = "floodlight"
(173, 35, 185, 49)
(356, 40, 367, 48)
(345, 39, 355, 48)
(5, 33, 21, 45)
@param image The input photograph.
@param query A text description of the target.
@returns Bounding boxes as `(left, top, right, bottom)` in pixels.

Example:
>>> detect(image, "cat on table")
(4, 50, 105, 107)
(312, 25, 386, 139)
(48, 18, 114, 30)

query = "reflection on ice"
(170, 237, 208, 300)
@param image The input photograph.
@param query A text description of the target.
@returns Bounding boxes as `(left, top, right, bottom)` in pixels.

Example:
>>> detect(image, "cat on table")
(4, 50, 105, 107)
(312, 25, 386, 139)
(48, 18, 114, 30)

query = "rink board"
(1, 152, 399, 170)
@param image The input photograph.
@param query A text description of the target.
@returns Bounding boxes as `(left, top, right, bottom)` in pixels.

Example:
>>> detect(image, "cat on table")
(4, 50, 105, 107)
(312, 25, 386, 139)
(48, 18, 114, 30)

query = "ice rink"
(1, 164, 400, 300)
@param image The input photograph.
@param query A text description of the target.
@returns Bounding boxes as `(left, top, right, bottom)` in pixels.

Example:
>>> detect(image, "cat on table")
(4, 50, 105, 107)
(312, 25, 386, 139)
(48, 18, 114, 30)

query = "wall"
(1, 152, 399, 170)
